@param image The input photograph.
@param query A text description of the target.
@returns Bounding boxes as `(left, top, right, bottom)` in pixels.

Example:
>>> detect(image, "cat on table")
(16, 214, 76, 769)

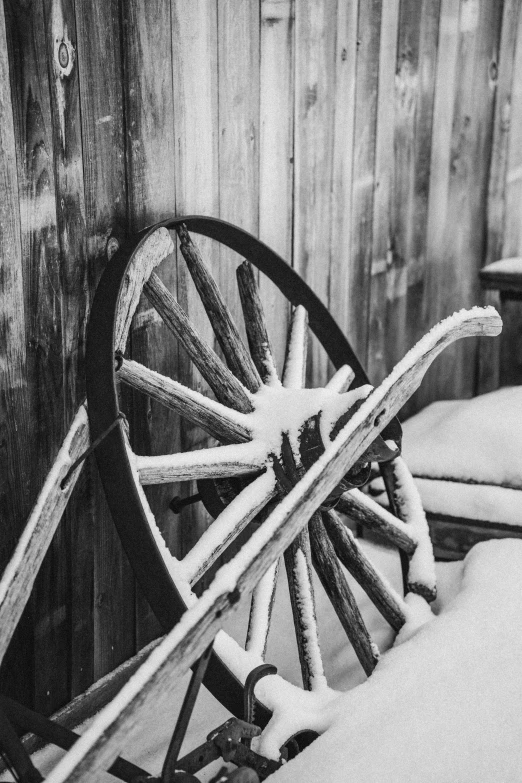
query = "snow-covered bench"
(376, 386, 522, 559)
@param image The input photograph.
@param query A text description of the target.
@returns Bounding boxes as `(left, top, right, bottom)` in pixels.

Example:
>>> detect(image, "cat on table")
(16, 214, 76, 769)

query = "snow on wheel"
(85, 217, 441, 744)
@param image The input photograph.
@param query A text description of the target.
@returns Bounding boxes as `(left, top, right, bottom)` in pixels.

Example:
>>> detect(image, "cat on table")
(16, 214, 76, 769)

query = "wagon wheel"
(85, 216, 435, 733)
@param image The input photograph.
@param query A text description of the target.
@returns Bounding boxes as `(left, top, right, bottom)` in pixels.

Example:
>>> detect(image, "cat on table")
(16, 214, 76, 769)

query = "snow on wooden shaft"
(270, 539, 522, 782)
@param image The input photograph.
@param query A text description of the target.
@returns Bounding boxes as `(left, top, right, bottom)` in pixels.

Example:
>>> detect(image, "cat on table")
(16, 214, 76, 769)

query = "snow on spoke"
(246, 558, 279, 658)
(180, 469, 277, 586)
(117, 358, 252, 444)
(387, 456, 437, 601)
(322, 509, 407, 632)
(284, 528, 327, 691)
(282, 305, 308, 389)
(336, 489, 418, 555)
(325, 364, 355, 393)
(136, 442, 268, 485)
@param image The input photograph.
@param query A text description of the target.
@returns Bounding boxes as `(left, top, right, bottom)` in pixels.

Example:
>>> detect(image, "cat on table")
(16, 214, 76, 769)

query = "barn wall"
(0, 0, 521, 713)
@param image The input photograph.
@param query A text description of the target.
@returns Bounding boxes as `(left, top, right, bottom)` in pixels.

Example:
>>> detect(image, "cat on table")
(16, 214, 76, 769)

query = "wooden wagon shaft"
(177, 225, 263, 393)
(0, 404, 90, 667)
(44, 307, 501, 783)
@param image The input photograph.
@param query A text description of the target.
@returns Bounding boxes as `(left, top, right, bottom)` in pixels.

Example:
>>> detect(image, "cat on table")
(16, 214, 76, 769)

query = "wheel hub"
(198, 384, 399, 520)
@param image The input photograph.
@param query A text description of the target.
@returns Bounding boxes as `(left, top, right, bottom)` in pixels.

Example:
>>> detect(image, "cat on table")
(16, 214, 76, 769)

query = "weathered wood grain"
(136, 444, 265, 486)
(40, 308, 499, 783)
(347, 0, 382, 360)
(74, 0, 133, 687)
(170, 0, 219, 558)
(328, 0, 358, 354)
(282, 306, 324, 690)
(294, 0, 337, 385)
(493, 3, 522, 388)
(336, 490, 417, 555)
(4, 0, 75, 713)
(118, 359, 251, 444)
(245, 559, 279, 659)
(217, 0, 260, 332)
(322, 509, 407, 632)
(309, 513, 378, 676)
(44, 0, 92, 703)
(115, 230, 175, 355)
(258, 0, 294, 370)
(177, 226, 262, 394)
(367, 0, 400, 384)
(420, 0, 503, 410)
(237, 261, 279, 384)
(0, 0, 33, 708)
(121, 0, 178, 648)
(144, 271, 254, 413)
(181, 471, 277, 587)
(0, 405, 89, 668)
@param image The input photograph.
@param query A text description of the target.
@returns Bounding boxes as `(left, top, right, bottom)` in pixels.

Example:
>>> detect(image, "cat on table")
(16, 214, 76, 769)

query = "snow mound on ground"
(269, 538, 522, 783)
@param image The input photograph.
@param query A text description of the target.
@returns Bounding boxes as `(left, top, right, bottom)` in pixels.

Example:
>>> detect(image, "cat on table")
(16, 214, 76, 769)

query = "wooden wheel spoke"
(282, 305, 308, 389)
(283, 526, 325, 690)
(322, 509, 407, 632)
(176, 225, 262, 393)
(118, 358, 251, 444)
(180, 470, 277, 586)
(136, 442, 267, 485)
(325, 364, 355, 393)
(236, 260, 279, 385)
(336, 489, 418, 555)
(144, 271, 253, 413)
(245, 559, 279, 659)
(308, 513, 379, 676)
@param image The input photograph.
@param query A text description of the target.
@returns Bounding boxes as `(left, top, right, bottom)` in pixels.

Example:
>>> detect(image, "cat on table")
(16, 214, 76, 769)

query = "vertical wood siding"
(0, 0, 519, 712)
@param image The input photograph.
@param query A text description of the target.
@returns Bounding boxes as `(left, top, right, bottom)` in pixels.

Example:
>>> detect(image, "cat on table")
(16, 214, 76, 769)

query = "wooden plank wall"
(0, 0, 520, 714)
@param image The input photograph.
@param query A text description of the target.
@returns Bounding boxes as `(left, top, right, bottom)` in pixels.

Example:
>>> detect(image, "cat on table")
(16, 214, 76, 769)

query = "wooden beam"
(144, 271, 253, 413)
(177, 225, 262, 393)
(322, 509, 407, 632)
(118, 359, 251, 444)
